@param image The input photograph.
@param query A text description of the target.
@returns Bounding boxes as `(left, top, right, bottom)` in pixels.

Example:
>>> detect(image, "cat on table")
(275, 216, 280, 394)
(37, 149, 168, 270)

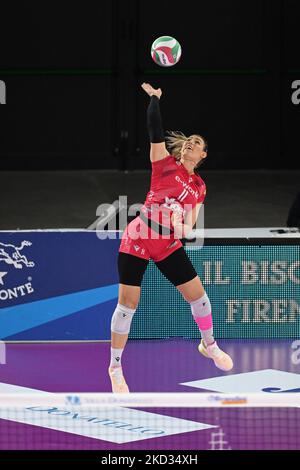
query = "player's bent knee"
(177, 276, 205, 303)
(111, 302, 136, 335)
(118, 285, 140, 310)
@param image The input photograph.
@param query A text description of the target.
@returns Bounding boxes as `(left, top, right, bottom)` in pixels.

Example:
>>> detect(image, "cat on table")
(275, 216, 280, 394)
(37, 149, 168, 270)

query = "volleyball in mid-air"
(151, 36, 182, 67)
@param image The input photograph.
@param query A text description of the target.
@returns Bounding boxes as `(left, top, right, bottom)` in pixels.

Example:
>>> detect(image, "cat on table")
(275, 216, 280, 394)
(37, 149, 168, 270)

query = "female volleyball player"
(108, 82, 233, 393)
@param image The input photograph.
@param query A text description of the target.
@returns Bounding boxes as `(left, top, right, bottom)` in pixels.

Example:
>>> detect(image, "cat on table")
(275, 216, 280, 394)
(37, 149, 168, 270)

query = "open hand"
(141, 82, 162, 99)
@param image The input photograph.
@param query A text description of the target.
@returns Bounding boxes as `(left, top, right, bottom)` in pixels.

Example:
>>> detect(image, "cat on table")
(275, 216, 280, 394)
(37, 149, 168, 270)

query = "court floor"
(0, 339, 300, 450)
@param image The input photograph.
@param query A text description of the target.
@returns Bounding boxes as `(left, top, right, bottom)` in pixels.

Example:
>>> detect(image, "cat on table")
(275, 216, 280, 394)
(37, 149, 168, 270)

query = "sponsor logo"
(0, 282, 34, 301)
(208, 395, 248, 404)
(0, 272, 7, 285)
(221, 399, 248, 405)
(163, 197, 185, 216)
(0, 241, 35, 269)
(133, 245, 140, 252)
(65, 395, 81, 405)
(175, 175, 199, 199)
(0, 240, 35, 302)
(26, 406, 167, 436)
(262, 387, 300, 393)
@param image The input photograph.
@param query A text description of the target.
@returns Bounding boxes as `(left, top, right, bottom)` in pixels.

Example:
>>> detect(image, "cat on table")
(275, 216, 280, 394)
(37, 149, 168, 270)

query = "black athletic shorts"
(118, 247, 197, 287)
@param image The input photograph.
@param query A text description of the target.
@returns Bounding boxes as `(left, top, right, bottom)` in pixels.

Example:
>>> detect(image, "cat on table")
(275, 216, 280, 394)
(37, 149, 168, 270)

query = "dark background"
(0, 0, 299, 171)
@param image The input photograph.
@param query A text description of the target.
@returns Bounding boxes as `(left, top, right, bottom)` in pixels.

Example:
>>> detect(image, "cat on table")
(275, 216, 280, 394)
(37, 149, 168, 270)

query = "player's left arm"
(185, 202, 202, 229)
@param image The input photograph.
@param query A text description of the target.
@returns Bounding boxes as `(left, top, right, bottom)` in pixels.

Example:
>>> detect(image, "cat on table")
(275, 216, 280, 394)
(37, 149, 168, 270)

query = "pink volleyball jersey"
(140, 154, 206, 228)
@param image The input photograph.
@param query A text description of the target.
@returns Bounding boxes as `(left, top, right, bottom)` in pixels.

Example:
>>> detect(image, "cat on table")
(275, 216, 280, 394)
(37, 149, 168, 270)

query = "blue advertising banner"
(0, 231, 120, 340)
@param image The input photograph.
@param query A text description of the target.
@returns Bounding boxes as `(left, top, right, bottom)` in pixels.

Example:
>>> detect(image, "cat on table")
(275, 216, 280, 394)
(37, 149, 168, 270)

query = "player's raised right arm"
(141, 82, 168, 163)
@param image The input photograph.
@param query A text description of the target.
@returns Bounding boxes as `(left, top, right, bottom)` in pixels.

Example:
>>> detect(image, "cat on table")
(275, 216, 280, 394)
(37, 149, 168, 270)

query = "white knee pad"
(111, 303, 136, 335)
(190, 292, 211, 319)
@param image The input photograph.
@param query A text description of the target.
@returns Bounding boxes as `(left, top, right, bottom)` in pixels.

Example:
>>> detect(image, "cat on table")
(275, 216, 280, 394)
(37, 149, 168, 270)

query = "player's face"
(181, 135, 207, 165)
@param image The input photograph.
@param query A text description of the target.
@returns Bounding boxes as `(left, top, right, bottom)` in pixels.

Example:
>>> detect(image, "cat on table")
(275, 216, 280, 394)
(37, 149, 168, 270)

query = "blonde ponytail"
(165, 131, 208, 169)
(165, 130, 188, 161)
